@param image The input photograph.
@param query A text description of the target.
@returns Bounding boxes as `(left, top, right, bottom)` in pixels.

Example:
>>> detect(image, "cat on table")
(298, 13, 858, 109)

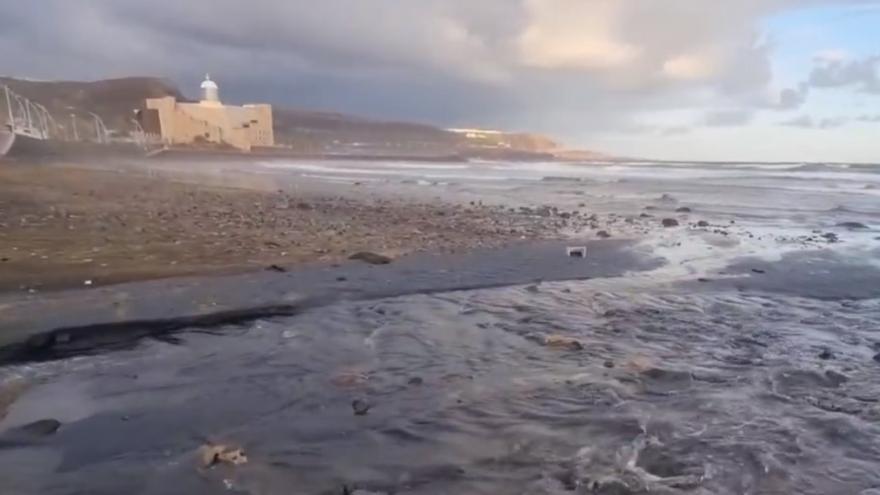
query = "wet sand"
(0, 161, 591, 293)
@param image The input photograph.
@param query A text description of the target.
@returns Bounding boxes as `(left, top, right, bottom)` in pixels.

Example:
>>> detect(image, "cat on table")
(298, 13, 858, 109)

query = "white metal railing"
(2, 84, 52, 140)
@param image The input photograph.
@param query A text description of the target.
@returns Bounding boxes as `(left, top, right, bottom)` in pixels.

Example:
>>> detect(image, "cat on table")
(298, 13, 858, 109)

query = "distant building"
(139, 75, 273, 151)
(448, 127, 559, 152)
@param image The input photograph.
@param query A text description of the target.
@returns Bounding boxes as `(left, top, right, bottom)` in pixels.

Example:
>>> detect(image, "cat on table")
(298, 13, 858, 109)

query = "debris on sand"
(566, 246, 587, 258)
(331, 371, 370, 388)
(199, 443, 248, 468)
(661, 218, 680, 228)
(349, 252, 392, 265)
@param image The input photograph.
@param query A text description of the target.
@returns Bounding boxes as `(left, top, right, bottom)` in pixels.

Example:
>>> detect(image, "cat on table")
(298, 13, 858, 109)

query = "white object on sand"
(567, 246, 587, 258)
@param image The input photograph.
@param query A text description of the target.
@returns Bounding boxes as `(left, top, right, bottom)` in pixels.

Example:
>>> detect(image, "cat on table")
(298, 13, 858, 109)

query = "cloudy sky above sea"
(2, 0, 879, 162)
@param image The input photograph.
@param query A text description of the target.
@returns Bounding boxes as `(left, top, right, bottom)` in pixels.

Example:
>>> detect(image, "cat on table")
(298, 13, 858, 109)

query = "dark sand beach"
(2, 157, 880, 494)
(0, 161, 592, 293)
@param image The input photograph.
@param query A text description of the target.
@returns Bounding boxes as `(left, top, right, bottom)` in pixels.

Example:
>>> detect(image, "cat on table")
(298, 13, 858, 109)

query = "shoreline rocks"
(349, 252, 393, 265)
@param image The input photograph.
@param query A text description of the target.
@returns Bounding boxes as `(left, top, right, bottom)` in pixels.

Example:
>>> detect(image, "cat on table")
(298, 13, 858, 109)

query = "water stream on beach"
(2, 160, 880, 494)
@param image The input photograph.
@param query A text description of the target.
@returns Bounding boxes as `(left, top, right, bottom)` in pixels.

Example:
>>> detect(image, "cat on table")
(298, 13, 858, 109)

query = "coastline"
(0, 159, 598, 294)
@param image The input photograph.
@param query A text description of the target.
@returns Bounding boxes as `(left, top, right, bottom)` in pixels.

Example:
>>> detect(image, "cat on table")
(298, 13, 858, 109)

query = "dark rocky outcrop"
(349, 252, 392, 265)
(836, 222, 869, 230)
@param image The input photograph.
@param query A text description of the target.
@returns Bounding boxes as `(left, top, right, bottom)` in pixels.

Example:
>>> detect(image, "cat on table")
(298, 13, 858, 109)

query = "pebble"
(349, 252, 392, 265)
(818, 349, 834, 360)
(352, 399, 371, 416)
(662, 218, 680, 228)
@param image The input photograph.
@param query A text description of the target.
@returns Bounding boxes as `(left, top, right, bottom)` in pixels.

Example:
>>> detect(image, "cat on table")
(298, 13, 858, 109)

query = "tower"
(200, 74, 220, 106)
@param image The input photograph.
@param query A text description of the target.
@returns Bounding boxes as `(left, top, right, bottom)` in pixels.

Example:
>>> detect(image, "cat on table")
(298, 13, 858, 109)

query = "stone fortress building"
(139, 75, 273, 152)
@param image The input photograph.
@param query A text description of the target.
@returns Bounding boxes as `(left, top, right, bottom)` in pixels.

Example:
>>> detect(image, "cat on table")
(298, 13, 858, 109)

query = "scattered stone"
(199, 443, 248, 468)
(873, 353, 880, 363)
(640, 212, 652, 218)
(266, 264, 287, 273)
(659, 193, 678, 203)
(407, 376, 424, 386)
(596, 230, 612, 239)
(543, 335, 585, 351)
(697, 278, 710, 283)
(752, 268, 766, 274)
(675, 207, 692, 213)
(296, 202, 313, 210)
(603, 360, 615, 368)
(836, 222, 869, 230)
(352, 399, 372, 416)
(349, 252, 392, 265)
(822, 232, 839, 243)
(818, 349, 834, 360)
(697, 220, 710, 227)
(336, 276, 348, 282)
(661, 218, 680, 228)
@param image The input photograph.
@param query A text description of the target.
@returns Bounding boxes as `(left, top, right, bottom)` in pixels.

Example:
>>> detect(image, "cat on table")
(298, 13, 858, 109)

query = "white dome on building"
(200, 74, 220, 104)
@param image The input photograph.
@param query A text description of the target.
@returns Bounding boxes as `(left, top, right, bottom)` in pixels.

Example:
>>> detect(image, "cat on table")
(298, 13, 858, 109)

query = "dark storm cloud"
(0, 0, 873, 141)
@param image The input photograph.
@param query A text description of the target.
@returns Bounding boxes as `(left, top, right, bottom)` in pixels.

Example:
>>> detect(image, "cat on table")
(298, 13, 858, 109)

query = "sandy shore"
(0, 160, 595, 293)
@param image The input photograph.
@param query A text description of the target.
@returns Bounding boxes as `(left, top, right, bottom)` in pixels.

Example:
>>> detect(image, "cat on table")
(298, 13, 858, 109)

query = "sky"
(1, 0, 878, 162)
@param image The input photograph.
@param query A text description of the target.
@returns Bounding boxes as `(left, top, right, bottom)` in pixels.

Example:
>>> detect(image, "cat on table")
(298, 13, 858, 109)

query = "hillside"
(0, 76, 184, 138)
(1, 76, 606, 160)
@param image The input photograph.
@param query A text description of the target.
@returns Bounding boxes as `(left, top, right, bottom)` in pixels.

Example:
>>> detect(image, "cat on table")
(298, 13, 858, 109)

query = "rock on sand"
(349, 252, 393, 265)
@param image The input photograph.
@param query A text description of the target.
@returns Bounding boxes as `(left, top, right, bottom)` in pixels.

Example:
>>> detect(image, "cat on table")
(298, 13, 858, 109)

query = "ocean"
(1, 159, 879, 494)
